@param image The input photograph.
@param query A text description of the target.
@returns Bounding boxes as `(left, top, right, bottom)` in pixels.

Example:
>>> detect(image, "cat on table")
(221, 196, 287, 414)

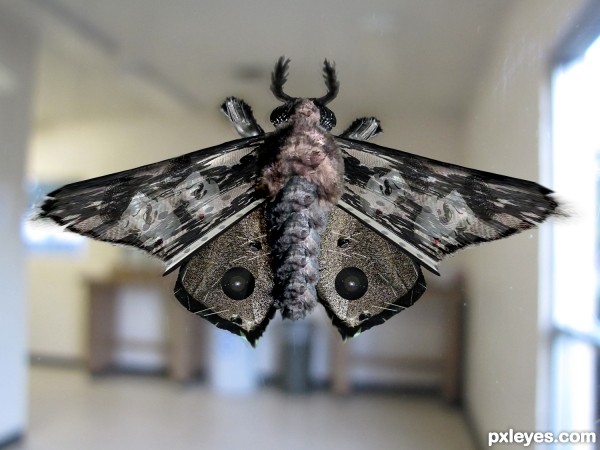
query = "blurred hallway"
(6, 365, 474, 450)
(0, 1, 595, 448)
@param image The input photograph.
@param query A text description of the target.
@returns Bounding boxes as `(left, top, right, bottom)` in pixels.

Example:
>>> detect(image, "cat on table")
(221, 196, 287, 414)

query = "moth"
(37, 57, 560, 345)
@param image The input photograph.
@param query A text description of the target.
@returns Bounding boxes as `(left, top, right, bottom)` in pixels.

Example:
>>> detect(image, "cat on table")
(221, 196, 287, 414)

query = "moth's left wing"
(38, 135, 267, 273)
(318, 207, 427, 339)
(335, 136, 560, 274)
(174, 207, 275, 345)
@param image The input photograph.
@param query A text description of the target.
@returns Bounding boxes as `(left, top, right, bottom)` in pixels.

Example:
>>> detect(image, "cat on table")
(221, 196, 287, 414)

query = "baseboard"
(29, 354, 83, 369)
(463, 402, 484, 450)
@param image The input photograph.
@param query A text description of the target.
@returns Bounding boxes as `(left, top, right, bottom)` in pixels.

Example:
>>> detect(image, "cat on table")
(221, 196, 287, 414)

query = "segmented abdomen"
(266, 176, 331, 319)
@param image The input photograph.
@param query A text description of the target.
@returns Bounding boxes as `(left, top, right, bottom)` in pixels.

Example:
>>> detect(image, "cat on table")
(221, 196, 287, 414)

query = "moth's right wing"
(37, 135, 268, 273)
(317, 207, 427, 339)
(336, 136, 559, 275)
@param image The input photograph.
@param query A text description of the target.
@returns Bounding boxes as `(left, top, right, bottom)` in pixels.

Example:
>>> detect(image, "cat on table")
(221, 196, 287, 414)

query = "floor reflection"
(8, 365, 475, 450)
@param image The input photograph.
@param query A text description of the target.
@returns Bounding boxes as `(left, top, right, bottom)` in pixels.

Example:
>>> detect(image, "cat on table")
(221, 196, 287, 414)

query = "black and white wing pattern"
(336, 137, 559, 275)
(317, 207, 426, 339)
(38, 135, 267, 273)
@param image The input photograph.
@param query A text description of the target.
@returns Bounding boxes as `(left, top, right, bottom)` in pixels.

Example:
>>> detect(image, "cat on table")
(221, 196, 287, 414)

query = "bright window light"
(21, 182, 86, 251)
(551, 33, 600, 439)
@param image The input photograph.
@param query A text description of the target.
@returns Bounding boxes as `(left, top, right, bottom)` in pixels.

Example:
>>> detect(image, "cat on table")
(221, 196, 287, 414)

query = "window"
(551, 30, 600, 440)
(21, 181, 86, 251)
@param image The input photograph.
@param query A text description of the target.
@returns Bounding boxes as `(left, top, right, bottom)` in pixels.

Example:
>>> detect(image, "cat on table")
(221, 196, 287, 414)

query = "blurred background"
(0, 0, 598, 449)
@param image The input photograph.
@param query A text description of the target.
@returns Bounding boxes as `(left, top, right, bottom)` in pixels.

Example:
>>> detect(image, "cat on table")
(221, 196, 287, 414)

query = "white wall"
(0, 9, 36, 444)
(27, 112, 230, 359)
(462, 0, 586, 445)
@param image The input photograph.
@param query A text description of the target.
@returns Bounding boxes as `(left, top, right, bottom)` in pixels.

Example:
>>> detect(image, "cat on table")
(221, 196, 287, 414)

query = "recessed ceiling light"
(0, 62, 16, 95)
(359, 12, 397, 34)
(233, 64, 267, 82)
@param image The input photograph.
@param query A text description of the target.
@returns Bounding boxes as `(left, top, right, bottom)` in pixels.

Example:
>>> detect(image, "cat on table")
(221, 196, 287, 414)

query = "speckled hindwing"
(174, 208, 275, 345)
(317, 207, 427, 339)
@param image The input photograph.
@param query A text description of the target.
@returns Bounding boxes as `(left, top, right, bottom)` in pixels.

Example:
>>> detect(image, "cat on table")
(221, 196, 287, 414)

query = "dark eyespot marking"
(335, 267, 368, 300)
(249, 241, 262, 252)
(221, 267, 255, 300)
(337, 237, 350, 248)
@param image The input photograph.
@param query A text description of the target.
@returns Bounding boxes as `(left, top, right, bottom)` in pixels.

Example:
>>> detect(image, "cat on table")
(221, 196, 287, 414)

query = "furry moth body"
(38, 57, 560, 345)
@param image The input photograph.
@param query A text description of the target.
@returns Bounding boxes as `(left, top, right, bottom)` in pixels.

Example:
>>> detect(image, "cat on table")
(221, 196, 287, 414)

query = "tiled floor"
(7, 366, 476, 450)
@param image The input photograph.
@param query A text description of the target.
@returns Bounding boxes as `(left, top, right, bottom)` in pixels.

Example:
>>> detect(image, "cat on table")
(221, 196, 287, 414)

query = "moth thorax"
(293, 100, 320, 124)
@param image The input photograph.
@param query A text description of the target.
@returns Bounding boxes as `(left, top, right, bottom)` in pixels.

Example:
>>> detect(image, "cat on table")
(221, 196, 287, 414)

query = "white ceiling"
(9, 0, 514, 127)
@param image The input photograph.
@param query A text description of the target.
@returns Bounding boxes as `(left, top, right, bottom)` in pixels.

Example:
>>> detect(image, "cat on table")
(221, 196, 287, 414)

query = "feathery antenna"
(315, 59, 339, 105)
(270, 56, 295, 102)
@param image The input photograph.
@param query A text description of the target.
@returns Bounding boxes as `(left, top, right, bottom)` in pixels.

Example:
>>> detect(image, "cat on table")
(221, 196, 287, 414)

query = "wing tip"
(546, 193, 570, 221)
(32, 196, 69, 228)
